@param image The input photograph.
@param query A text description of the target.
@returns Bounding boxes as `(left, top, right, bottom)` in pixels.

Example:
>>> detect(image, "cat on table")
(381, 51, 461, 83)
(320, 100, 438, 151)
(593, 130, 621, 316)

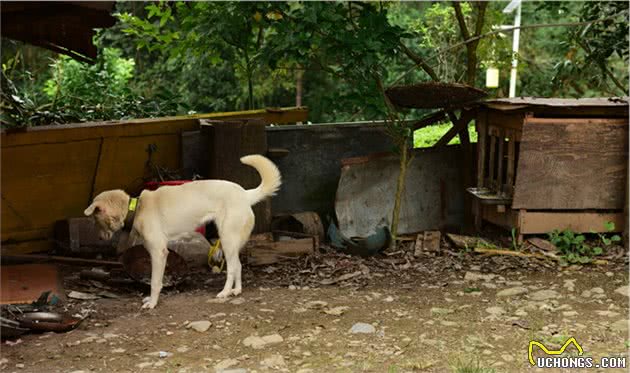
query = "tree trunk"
(295, 68, 303, 107)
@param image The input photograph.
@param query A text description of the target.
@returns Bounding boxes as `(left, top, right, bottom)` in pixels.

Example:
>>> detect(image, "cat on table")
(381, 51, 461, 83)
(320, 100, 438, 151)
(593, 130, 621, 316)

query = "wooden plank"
(487, 135, 496, 191)
(434, 109, 474, 148)
(506, 129, 516, 197)
(480, 204, 519, 230)
(496, 128, 505, 194)
(1, 240, 52, 255)
(2, 140, 101, 237)
(519, 211, 625, 234)
(1, 107, 308, 147)
(487, 109, 525, 131)
(476, 111, 487, 187)
(512, 117, 628, 209)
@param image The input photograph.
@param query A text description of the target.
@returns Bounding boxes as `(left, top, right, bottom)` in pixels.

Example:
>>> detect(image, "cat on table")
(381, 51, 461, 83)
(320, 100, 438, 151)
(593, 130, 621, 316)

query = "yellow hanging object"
(207, 239, 225, 273)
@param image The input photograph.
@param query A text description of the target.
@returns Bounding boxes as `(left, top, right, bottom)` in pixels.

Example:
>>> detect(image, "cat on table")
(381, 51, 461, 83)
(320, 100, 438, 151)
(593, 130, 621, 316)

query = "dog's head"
(84, 190, 129, 241)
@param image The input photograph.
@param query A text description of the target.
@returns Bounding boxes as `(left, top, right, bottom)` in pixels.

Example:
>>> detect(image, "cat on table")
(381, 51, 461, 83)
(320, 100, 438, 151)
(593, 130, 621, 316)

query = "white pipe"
(509, 3, 521, 98)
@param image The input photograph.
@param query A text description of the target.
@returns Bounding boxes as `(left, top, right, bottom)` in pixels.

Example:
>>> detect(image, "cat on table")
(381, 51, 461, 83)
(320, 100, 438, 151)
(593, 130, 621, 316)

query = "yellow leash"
(207, 239, 225, 273)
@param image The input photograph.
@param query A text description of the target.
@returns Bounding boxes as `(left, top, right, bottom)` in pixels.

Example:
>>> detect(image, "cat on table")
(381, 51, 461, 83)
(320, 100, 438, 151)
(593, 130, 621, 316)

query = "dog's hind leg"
(216, 209, 254, 298)
(142, 237, 169, 309)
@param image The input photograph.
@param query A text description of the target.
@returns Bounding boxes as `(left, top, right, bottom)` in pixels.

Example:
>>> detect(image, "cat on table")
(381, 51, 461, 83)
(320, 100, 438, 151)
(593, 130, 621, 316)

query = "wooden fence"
(1, 107, 308, 254)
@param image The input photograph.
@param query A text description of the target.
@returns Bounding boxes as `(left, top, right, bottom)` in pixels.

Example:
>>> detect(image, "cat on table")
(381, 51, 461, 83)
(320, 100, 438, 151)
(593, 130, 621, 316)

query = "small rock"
(137, 362, 152, 369)
(610, 319, 628, 333)
(243, 334, 283, 349)
(383, 296, 394, 302)
(305, 301, 328, 309)
(440, 321, 458, 327)
(214, 358, 239, 371)
(187, 320, 212, 332)
(154, 361, 165, 367)
(595, 310, 620, 317)
(497, 287, 528, 297)
(430, 307, 454, 316)
(614, 286, 628, 297)
(485, 306, 506, 316)
(16, 364, 25, 369)
(581, 290, 592, 298)
(230, 298, 246, 305)
(562, 311, 578, 317)
(288, 285, 297, 290)
(260, 354, 286, 368)
(529, 289, 559, 301)
(349, 322, 376, 334)
(464, 272, 495, 282)
(112, 348, 126, 353)
(324, 306, 349, 316)
(177, 346, 190, 353)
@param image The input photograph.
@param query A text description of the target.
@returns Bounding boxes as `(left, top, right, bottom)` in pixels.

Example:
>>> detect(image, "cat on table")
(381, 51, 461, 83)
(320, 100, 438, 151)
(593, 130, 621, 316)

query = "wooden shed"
(470, 97, 629, 242)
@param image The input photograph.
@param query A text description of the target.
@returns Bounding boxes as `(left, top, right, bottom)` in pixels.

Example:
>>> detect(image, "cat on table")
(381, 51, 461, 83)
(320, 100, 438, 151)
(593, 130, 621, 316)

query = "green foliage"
(548, 222, 619, 264)
(548, 229, 598, 264)
(414, 123, 477, 148)
(39, 47, 183, 123)
(3, 1, 628, 127)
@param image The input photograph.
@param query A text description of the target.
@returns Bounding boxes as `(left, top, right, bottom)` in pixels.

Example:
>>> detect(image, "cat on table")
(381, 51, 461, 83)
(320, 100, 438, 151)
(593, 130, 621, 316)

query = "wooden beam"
(411, 110, 447, 131)
(434, 109, 474, 148)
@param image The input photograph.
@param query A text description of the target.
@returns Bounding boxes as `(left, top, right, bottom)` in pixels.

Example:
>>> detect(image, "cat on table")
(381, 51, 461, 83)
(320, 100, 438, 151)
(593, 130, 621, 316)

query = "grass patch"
(450, 357, 496, 373)
(414, 122, 477, 148)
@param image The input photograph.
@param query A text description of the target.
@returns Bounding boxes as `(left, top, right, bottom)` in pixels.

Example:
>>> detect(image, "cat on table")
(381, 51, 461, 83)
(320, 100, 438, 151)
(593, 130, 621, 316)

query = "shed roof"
(1, 1, 116, 63)
(481, 97, 629, 111)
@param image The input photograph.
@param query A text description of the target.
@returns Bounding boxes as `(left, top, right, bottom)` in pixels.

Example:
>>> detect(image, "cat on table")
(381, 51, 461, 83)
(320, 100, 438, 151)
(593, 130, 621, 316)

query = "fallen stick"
(473, 248, 608, 265)
(3, 254, 122, 267)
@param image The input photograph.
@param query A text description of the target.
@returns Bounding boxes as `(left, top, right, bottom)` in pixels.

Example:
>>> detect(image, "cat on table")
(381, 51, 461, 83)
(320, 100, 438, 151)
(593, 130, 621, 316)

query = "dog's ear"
(84, 202, 106, 216)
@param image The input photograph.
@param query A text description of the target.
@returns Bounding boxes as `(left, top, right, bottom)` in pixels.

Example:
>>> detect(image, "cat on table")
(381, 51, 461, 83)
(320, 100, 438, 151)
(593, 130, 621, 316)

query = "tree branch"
(391, 10, 629, 86)
(398, 41, 439, 81)
(452, 2, 470, 41)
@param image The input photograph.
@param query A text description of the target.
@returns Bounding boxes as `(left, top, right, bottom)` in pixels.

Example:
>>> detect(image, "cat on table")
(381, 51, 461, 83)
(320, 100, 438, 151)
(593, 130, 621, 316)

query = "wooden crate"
(472, 110, 628, 241)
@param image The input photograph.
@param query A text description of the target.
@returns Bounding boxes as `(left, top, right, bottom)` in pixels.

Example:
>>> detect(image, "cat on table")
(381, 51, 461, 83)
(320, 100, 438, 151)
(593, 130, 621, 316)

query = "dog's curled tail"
(241, 154, 282, 205)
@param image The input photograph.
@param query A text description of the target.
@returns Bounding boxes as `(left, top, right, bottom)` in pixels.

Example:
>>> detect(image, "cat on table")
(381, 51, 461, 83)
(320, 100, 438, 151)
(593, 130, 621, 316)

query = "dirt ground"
(2, 243, 629, 373)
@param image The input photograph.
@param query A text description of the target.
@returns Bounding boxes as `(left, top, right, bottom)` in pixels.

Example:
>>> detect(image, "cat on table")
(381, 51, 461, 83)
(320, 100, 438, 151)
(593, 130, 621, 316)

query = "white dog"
(84, 155, 281, 309)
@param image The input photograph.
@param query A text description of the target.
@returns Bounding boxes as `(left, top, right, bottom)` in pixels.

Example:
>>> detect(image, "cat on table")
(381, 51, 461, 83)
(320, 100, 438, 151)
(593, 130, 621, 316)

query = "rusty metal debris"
(16, 312, 83, 333)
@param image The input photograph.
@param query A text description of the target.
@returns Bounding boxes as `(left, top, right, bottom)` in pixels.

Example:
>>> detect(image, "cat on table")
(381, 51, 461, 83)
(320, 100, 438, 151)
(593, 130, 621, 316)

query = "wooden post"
(474, 110, 488, 231)
(203, 118, 271, 233)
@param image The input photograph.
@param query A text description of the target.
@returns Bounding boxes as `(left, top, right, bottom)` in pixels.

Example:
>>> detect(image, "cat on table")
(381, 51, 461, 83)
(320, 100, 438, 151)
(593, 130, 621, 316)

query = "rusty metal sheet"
(385, 82, 487, 109)
(335, 147, 465, 238)
(481, 97, 629, 111)
(0, 264, 64, 305)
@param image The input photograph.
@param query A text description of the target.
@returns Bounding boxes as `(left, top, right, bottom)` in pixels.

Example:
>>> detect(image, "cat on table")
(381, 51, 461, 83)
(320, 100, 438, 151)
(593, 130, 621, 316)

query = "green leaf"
(604, 221, 616, 231)
(592, 247, 603, 255)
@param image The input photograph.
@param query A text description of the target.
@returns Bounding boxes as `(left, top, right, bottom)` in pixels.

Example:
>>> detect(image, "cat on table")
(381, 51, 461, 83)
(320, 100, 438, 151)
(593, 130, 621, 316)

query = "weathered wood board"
(512, 117, 628, 210)
(2, 107, 308, 254)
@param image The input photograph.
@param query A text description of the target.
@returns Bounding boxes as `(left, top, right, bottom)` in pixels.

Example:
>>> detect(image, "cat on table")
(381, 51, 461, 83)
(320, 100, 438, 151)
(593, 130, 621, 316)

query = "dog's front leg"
(142, 240, 168, 309)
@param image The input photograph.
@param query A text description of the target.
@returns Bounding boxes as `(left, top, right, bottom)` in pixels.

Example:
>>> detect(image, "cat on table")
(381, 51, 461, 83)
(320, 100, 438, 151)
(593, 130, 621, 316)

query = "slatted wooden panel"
(482, 125, 521, 198)
(512, 117, 628, 209)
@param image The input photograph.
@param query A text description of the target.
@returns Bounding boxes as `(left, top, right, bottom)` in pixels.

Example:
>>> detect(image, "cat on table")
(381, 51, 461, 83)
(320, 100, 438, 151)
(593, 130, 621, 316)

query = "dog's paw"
(141, 297, 158, 309)
(232, 288, 242, 296)
(216, 290, 232, 298)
